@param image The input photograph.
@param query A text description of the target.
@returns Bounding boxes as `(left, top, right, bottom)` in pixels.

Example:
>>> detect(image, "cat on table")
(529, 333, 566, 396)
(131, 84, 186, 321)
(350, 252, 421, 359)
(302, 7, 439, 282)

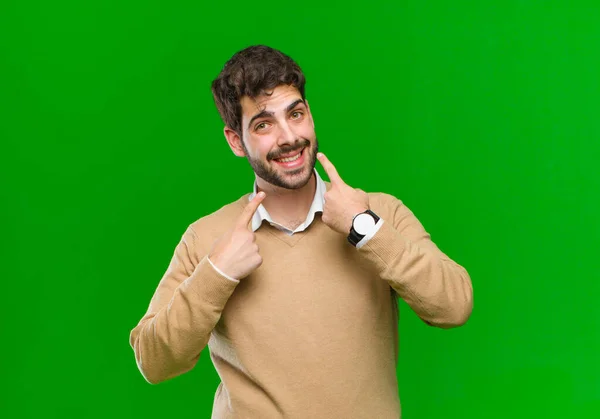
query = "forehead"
(240, 85, 303, 116)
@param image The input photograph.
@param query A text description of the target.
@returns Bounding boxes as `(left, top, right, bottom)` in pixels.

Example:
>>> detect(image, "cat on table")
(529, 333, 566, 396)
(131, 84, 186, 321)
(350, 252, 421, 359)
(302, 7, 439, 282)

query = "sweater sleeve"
(129, 226, 239, 384)
(357, 194, 473, 328)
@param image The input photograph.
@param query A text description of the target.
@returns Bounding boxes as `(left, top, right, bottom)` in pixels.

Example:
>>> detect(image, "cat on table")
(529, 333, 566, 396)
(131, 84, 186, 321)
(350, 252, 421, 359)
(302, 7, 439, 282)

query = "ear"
(224, 126, 246, 157)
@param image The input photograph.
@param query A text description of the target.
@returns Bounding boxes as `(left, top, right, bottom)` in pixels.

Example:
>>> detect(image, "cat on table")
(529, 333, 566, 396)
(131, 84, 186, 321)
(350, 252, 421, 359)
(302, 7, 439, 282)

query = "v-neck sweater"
(129, 182, 473, 418)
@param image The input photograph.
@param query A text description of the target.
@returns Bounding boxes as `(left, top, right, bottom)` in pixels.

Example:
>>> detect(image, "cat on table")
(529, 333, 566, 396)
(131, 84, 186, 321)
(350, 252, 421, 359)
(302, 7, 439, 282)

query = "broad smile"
(273, 147, 306, 169)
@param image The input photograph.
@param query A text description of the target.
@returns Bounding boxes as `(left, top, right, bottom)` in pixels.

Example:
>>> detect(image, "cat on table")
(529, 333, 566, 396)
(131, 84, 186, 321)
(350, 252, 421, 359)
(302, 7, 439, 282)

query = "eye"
(255, 122, 268, 131)
(291, 111, 303, 120)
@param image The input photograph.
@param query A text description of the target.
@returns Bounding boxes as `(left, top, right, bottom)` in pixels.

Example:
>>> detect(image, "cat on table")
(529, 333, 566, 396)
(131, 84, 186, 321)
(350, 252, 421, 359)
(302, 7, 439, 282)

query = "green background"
(2, 0, 598, 417)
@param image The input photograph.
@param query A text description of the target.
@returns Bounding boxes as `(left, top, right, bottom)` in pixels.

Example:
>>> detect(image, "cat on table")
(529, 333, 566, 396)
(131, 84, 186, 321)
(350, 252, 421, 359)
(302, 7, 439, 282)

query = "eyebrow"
(247, 98, 306, 130)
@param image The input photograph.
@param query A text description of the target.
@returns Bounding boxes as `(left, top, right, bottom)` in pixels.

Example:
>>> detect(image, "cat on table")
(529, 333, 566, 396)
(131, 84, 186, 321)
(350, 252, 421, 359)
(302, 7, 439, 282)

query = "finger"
(317, 153, 344, 185)
(238, 191, 266, 229)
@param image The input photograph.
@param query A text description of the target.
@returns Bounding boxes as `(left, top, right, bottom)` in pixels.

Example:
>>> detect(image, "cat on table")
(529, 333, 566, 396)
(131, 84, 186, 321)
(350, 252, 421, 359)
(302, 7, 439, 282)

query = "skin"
(223, 84, 369, 234)
(223, 84, 319, 228)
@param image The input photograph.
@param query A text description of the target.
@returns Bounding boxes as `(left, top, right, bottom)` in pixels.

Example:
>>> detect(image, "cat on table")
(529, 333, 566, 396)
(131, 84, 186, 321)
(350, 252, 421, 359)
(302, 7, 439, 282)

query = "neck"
(255, 172, 317, 223)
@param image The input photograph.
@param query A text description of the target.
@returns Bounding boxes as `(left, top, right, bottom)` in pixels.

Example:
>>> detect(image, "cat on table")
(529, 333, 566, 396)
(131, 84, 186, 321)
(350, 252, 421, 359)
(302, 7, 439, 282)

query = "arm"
(129, 226, 239, 384)
(357, 194, 473, 328)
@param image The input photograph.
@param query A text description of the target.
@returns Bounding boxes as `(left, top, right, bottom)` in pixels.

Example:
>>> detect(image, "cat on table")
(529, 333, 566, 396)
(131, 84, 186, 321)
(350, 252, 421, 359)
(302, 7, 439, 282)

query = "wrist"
(346, 207, 369, 233)
(207, 255, 239, 283)
(347, 209, 380, 247)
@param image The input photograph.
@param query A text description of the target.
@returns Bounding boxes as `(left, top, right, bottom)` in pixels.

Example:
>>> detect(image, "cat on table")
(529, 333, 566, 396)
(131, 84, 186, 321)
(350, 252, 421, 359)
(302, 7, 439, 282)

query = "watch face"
(354, 213, 376, 235)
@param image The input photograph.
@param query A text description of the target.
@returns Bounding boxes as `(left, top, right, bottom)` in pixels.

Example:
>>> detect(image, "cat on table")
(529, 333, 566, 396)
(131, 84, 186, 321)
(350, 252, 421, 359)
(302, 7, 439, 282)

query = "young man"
(129, 45, 473, 418)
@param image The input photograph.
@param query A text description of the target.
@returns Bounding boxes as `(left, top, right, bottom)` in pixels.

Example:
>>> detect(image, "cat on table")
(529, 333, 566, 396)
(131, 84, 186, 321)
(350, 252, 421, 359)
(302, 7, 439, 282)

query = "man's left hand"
(317, 152, 370, 235)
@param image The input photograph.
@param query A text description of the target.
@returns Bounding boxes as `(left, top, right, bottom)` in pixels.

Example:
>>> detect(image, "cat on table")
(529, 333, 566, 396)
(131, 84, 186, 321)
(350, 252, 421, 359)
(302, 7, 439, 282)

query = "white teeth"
(277, 151, 301, 163)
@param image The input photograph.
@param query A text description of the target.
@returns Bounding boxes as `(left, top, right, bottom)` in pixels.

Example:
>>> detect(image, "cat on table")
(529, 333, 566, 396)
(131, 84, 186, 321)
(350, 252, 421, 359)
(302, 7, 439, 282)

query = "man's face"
(234, 84, 318, 190)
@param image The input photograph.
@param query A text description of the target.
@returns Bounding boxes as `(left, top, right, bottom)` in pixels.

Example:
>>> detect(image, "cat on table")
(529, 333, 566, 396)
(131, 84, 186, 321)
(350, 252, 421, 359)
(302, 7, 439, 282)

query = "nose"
(277, 120, 296, 146)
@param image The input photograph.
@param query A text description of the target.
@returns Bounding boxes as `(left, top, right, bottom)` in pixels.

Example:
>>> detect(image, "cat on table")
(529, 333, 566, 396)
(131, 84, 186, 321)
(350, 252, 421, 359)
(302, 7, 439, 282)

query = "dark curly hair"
(211, 45, 307, 137)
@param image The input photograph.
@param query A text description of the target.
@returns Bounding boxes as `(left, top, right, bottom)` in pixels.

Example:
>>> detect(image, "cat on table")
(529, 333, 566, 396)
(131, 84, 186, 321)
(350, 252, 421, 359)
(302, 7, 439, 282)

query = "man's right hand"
(208, 191, 266, 280)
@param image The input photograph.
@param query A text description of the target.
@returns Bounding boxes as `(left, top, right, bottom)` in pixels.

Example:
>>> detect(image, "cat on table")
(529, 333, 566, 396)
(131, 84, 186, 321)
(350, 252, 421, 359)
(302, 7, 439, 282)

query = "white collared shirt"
(208, 168, 383, 282)
(248, 168, 383, 245)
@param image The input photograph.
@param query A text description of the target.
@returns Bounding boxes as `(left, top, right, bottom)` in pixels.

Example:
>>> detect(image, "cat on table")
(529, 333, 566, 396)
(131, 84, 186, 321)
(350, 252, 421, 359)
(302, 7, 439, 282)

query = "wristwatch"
(347, 209, 380, 247)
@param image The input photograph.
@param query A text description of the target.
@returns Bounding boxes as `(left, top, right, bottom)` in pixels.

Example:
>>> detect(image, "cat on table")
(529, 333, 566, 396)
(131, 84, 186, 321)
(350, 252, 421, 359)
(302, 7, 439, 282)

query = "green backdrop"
(2, 0, 598, 417)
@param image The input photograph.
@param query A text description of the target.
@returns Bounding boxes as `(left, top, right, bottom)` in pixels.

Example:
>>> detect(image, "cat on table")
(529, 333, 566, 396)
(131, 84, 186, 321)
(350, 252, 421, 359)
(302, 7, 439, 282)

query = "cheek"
(255, 139, 276, 159)
(296, 122, 315, 139)
(245, 135, 271, 158)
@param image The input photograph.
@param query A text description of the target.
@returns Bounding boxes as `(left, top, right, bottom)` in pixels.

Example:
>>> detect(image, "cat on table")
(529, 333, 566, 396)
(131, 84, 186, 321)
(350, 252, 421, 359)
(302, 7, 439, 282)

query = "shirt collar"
(248, 168, 326, 233)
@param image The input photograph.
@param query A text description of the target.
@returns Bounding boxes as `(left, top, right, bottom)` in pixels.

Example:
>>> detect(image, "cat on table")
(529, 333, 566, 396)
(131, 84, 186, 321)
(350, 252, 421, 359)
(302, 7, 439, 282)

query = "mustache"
(269, 139, 311, 160)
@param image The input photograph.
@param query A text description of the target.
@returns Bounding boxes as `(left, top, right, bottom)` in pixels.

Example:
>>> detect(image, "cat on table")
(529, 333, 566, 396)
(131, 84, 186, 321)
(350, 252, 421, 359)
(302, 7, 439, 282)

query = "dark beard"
(242, 138, 319, 190)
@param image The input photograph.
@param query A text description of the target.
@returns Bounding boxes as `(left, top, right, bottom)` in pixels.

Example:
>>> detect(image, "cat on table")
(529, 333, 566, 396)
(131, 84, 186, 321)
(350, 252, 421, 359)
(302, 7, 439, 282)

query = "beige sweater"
(129, 182, 473, 418)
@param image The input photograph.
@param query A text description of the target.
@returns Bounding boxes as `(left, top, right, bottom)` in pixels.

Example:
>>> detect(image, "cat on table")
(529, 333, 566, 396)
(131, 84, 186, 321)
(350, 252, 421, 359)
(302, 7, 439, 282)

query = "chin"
(252, 143, 317, 190)
(277, 165, 314, 190)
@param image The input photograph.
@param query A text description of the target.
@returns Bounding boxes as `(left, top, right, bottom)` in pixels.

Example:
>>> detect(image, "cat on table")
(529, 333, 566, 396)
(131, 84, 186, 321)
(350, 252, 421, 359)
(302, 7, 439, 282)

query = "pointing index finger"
(317, 152, 343, 185)
(239, 191, 265, 229)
